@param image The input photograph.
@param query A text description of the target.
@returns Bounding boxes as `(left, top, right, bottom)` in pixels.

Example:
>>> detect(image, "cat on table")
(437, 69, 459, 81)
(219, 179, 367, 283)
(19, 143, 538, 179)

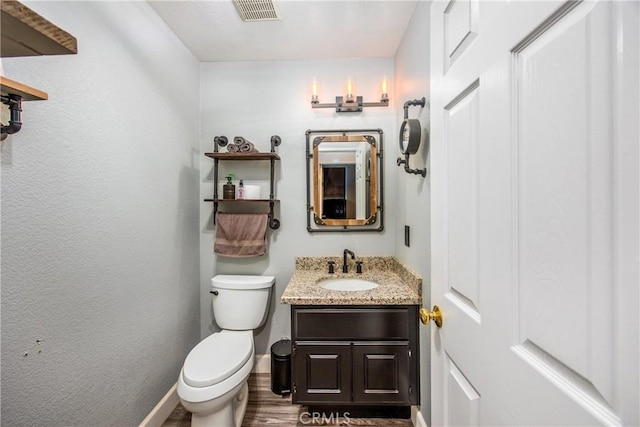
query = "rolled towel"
(227, 143, 240, 153)
(239, 142, 256, 153)
(233, 136, 258, 153)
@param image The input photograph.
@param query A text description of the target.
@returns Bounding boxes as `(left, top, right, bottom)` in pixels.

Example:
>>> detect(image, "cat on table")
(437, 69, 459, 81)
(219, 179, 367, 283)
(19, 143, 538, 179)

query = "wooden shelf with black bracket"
(205, 136, 282, 230)
(1, 0, 77, 140)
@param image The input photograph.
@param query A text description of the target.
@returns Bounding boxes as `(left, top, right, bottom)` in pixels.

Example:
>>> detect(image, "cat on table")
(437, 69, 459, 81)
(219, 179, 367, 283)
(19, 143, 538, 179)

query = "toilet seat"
(178, 330, 255, 404)
(183, 330, 253, 387)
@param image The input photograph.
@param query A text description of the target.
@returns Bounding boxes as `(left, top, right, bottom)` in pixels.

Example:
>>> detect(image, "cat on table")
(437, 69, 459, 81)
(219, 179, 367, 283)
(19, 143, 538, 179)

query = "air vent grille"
(232, 0, 280, 21)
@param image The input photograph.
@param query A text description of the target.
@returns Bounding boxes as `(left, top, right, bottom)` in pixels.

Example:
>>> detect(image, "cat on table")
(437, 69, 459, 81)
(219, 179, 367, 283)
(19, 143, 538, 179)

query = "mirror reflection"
(317, 140, 372, 220)
(306, 130, 383, 232)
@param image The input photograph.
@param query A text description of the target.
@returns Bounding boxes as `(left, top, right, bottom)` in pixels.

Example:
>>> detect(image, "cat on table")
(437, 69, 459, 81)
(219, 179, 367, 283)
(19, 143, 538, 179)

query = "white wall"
(394, 0, 432, 422)
(199, 59, 398, 351)
(0, 2, 201, 425)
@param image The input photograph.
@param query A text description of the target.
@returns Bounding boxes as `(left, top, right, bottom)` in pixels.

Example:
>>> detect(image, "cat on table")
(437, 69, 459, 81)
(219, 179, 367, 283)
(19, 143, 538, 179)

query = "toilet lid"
(183, 330, 253, 388)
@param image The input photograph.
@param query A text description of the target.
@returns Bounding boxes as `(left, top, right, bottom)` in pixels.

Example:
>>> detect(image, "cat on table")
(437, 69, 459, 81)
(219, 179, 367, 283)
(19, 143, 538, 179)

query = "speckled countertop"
(280, 256, 421, 305)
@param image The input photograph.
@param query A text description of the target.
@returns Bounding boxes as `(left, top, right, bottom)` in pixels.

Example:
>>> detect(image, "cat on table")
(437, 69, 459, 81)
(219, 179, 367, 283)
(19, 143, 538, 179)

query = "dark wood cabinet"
(293, 342, 351, 403)
(352, 342, 411, 404)
(291, 305, 419, 407)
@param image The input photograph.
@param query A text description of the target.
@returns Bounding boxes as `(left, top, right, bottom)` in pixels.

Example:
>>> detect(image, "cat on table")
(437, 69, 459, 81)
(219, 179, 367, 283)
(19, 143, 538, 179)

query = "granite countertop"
(280, 256, 422, 305)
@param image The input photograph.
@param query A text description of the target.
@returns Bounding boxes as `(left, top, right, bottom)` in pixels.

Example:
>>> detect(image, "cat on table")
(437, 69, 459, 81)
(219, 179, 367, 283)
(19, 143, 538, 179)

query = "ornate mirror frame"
(306, 128, 384, 232)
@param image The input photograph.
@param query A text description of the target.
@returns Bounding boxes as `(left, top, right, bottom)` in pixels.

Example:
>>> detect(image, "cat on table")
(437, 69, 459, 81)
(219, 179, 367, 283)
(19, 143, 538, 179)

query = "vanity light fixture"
(311, 78, 389, 113)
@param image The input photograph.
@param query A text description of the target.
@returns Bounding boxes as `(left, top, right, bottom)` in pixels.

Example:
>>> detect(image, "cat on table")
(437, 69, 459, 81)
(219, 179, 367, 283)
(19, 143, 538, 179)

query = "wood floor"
(163, 373, 413, 426)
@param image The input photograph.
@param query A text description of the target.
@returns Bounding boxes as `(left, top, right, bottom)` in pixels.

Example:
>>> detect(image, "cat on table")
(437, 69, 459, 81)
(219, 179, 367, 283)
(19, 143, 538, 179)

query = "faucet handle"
(327, 260, 335, 274)
(355, 261, 363, 274)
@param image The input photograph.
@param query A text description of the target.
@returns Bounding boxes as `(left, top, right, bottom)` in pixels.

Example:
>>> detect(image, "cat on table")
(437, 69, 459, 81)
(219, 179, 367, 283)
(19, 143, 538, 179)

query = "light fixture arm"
(397, 97, 428, 177)
(397, 154, 427, 177)
(403, 97, 426, 119)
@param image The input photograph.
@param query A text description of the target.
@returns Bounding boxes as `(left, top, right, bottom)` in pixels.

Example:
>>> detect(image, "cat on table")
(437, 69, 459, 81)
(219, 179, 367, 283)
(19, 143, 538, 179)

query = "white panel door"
(430, 1, 639, 425)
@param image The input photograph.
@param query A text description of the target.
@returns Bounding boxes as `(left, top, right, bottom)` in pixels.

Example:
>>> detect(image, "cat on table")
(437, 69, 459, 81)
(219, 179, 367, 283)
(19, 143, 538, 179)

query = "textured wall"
(199, 59, 398, 352)
(393, 1, 432, 423)
(1, 2, 201, 425)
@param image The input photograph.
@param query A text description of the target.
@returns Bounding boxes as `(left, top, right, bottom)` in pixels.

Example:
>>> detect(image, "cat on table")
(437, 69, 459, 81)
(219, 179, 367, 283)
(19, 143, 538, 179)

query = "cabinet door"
(352, 342, 410, 404)
(293, 342, 351, 404)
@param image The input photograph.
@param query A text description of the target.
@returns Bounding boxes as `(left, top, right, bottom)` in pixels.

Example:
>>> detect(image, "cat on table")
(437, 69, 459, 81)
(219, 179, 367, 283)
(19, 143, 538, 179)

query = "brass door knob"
(420, 305, 443, 328)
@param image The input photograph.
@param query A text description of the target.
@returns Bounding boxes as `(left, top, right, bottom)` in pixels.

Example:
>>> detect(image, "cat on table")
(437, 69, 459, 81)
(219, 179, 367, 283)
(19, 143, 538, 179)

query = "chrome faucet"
(343, 249, 355, 273)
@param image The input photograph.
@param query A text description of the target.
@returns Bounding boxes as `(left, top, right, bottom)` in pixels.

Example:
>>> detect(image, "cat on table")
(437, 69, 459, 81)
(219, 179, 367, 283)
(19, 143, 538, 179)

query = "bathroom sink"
(318, 278, 379, 292)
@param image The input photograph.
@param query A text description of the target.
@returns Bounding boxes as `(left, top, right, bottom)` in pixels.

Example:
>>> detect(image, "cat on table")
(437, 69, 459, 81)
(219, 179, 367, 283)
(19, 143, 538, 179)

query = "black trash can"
(271, 339, 291, 396)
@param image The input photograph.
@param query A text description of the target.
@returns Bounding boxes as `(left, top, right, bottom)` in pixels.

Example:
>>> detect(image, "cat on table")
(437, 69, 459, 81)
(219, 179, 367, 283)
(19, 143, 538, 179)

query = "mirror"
(306, 129, 383, 232)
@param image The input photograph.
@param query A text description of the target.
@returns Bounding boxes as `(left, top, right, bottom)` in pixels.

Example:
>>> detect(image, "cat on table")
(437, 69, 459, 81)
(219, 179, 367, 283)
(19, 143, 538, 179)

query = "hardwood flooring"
(163, 373, 413, 426)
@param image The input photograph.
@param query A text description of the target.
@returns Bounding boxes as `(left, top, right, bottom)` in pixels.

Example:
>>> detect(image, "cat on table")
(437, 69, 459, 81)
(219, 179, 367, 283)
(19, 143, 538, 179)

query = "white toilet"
(177, 274, 275, 427)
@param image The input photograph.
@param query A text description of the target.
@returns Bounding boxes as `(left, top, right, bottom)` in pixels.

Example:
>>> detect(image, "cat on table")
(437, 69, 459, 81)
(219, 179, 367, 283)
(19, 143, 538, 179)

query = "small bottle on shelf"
(237, 179, 245, 200)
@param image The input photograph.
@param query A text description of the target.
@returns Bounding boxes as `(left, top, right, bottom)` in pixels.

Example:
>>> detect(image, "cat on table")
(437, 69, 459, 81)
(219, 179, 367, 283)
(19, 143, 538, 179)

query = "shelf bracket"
(1, 94, 22, 141)
(268, 205, 280, 229)
(268, 135, 281, 229)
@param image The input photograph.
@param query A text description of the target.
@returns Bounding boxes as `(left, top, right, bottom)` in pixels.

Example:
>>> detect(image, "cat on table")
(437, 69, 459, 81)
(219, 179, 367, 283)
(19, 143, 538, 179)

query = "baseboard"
(139, 383, 179, 427)
(253, 353, 271, 373)
(411, 406, 428, 427)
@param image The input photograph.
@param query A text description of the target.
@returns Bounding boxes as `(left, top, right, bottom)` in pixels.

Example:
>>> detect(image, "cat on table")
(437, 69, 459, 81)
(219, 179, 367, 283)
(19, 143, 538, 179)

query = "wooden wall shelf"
(1, 0, 77, 57)
(205, 152, 280, 161)
(1, 1, 77, 139)
(0, 75, 47, 101)
(205, 199, 279, 203)
(207, 136, 282, 229)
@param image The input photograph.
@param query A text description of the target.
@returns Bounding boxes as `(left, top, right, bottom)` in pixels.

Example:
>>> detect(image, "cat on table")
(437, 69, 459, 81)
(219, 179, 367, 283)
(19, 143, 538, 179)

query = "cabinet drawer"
(293, 306, 413, 340)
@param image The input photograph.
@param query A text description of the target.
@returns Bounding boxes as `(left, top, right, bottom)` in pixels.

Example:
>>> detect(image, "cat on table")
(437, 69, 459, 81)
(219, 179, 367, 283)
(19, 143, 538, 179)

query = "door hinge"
(409, 349, 412, 358)
(293, 383, 297, 394)
(409, 385, 413, 395)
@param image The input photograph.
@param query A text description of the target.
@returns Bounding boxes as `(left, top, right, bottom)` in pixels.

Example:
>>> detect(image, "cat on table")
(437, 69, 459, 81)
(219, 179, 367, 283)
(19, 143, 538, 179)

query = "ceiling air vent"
(232, 0, 280, 22)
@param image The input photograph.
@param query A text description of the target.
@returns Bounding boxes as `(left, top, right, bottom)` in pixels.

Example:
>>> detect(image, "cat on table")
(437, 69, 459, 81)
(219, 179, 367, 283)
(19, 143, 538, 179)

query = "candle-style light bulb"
(311, 79, 319, 103)
(381, 77, 389, 102)
(346, 78, 354, 102)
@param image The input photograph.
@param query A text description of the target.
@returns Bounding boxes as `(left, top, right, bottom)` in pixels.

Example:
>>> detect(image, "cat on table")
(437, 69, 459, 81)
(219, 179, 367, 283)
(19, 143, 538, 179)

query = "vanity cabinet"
(291, 305, 419, 407)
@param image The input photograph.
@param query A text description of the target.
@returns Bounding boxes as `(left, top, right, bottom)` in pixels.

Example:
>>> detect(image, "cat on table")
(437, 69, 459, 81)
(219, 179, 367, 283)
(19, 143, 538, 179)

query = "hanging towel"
(233, 136, 258, 153)
(214, 213, 268, 257)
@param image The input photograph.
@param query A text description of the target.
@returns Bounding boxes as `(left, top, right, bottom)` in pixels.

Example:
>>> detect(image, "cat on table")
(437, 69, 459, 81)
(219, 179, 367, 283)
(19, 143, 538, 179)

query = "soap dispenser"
(223, 174, 236, 200)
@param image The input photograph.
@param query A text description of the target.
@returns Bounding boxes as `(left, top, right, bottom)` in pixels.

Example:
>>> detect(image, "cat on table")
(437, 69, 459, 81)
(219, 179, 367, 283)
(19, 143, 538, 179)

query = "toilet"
(177, 275, 275, 427)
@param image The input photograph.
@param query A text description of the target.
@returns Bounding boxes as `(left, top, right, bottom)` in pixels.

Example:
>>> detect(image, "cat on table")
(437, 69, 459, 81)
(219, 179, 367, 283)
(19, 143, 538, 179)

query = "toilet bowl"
(177, 275, 275, 427)
(178, 331, 254, 427)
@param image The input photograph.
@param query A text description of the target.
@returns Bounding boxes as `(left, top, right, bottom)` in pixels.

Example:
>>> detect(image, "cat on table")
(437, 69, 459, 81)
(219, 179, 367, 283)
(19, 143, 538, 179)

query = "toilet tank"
(211, 275, 275, 330)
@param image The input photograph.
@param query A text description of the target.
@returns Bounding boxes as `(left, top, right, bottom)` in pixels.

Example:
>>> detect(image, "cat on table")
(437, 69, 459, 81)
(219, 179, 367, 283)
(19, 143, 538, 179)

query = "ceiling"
(147, 0, 419, 62)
